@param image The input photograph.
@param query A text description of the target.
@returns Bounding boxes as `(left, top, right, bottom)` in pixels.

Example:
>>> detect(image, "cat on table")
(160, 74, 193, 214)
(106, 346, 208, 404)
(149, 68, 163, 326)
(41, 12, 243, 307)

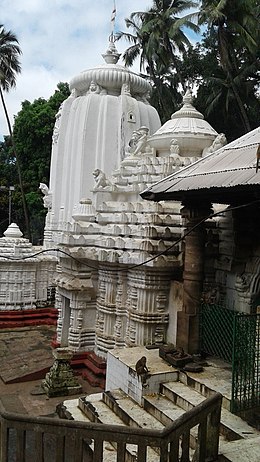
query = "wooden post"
(177, 202, 213, 354)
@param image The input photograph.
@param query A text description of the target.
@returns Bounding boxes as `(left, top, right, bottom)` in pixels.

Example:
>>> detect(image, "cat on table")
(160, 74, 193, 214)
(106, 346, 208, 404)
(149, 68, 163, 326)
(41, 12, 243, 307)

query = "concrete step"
(78, 392, 160, 462)
(143, 392, 200, 450)
(62, 378, 260, 461)
(161, 381, 260, 442)
(143, 393, 185, 427)
(103, 389, 164, 430)
(179, 361, 232, 411)
(62, 396, 118, 461)
(78, 393, 125, 426)
(61, 398, 91, 422)
(218, 435, 260, 461)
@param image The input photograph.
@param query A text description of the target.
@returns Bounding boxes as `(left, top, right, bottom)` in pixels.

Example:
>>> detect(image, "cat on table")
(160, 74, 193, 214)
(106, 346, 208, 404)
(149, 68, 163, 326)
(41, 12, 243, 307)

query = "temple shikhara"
(41, 38, 228, 357)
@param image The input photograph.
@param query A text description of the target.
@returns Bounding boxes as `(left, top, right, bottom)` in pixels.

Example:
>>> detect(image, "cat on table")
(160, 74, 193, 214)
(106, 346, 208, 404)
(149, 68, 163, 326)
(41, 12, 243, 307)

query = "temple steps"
(217, 436, 260, 462)
(61, 361, 260, 461)
(70, 351, 106, 389)
(103, 389, 164, 431)
(0, 307, 57, 329)
(79, 392, 160, 462)
(59, 397, 118, 462)
(179, 365, 232, 411)
(161, 381, 258, 443)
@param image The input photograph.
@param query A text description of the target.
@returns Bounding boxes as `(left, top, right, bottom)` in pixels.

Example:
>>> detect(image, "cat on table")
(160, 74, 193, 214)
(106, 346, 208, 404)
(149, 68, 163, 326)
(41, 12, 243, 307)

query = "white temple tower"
(46, 36, 224, 355)
(48, 39, 160, 239)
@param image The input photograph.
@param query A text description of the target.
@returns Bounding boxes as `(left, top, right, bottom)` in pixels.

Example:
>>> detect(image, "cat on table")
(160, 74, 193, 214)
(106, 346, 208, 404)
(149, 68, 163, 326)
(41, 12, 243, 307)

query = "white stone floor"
(110, 345, 178, 374)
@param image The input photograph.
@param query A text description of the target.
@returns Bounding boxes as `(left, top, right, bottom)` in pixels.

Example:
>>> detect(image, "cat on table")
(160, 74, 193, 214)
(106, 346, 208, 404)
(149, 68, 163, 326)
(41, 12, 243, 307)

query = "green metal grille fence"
(231, 313, 260, 413)
(200, 304, 260, 413)
(200, 303, 236, 362)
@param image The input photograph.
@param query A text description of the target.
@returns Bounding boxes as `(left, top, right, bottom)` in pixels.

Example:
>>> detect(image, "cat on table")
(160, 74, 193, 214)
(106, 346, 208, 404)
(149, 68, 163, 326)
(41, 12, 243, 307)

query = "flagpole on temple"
(103, 0, 120, 64)
(110, 0, 116, 43)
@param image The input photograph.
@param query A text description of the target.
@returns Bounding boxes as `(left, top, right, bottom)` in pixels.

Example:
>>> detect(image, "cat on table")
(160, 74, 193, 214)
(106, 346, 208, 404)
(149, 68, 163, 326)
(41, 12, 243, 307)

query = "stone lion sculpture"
(202, 133, 227, 157)
(39, 183, 52, 209)
(93, 169, 112, 190)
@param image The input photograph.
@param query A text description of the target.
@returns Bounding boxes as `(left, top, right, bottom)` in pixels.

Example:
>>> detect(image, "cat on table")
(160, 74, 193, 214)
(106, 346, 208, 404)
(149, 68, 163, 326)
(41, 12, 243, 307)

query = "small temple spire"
(102, 1, 120, 64)
(110, 0, 116, 37)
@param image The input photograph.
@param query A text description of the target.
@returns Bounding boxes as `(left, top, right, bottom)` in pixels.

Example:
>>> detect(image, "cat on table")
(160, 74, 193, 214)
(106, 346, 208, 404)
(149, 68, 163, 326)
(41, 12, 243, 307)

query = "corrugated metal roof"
(141, 127, 260, 202)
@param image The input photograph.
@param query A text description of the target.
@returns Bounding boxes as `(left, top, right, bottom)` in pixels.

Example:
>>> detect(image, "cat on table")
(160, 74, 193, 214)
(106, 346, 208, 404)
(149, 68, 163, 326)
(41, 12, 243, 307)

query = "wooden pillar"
(176, 201, 212, 354)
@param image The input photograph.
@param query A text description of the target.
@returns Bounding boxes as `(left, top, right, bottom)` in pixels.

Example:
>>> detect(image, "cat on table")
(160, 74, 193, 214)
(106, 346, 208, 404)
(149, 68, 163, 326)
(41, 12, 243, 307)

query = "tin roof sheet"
(141, 127, 260, 202)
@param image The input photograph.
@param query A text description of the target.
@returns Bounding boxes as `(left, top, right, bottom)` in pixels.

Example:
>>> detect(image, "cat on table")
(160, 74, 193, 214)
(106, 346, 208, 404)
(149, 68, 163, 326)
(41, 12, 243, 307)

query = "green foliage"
(119, 0, 259, 140)
(194, 28, 260, 141)
(117, 0, 200, 113)
(0, 24, 21, 91)
(0, 137, 17, 232)
(0, 82, 70, 241)
(198, 0, 260, 133)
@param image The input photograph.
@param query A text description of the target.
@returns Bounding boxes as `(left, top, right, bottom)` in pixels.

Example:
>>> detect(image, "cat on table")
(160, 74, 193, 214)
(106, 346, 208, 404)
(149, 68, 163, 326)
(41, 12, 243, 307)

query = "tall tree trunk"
(229, 75, 251, 133)
(218, 27, 251, 133)
(0, 87, 31, 240)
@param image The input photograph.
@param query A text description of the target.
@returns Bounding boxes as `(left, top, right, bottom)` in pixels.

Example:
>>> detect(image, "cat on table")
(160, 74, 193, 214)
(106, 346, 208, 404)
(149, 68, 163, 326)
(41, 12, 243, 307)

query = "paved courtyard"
(0, 325, 102, 417)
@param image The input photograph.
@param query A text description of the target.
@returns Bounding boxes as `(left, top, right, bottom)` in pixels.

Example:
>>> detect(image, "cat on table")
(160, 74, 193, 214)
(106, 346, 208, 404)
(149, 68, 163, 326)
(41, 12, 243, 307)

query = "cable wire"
(1, 199, 259, 272)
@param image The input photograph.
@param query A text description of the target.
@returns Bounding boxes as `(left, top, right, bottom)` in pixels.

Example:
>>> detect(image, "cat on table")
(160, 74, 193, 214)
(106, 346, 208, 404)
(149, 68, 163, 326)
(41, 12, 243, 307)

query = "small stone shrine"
(42, 347, 82, 397)
(0, 223, 56, 310)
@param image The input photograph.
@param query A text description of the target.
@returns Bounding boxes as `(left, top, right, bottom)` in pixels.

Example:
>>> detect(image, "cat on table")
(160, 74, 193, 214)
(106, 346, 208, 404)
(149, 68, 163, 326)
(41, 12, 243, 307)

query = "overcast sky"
(0, 0, 154, 138)
(0, 0, 200, 140)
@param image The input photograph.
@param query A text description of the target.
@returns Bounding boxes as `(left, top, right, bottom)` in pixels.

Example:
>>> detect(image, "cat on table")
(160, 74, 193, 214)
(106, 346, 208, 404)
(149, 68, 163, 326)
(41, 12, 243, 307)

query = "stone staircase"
(61, 349, 260, 461)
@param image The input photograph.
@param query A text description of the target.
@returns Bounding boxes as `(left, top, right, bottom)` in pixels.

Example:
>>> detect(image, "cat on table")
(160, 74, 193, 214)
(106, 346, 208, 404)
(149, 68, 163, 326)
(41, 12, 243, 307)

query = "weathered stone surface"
(42, 348, 82, 397)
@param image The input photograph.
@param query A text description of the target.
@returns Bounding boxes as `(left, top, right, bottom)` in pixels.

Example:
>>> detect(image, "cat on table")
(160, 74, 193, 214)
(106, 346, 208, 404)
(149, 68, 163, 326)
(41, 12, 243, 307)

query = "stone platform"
(63, 346, 260, 462)
(0, 325, 55, 383)
(0, 326, 106, 388)
(106, 346, 233, 406)
(106, 346, 179, 404)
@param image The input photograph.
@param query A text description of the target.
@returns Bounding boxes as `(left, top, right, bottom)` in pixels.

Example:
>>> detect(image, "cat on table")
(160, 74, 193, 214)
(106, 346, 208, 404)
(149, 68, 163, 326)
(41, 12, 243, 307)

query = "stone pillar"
(55, 258, 96, 352)
(114, 271, 128, 348)
(95, 265, 118, 354)
(177, 202, 212, 354)
(125, 268, 170, 347)
(42, 347, 82, 397)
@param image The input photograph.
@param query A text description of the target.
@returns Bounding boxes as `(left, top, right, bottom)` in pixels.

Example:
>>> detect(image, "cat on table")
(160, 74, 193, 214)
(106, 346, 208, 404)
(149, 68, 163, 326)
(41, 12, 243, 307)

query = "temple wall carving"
(55, 258, 96, 352)
(0, 224, 56, 311)
(94, 265, 171, 354)
(205, 202, 260, 314)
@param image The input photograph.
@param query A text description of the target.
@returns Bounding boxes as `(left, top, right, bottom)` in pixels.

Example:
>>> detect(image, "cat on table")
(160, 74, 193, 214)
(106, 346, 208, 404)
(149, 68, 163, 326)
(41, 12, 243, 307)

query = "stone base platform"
(106, 346, 179, 405)
(0, 308, 57, 329)
(0, 326, 106, 387)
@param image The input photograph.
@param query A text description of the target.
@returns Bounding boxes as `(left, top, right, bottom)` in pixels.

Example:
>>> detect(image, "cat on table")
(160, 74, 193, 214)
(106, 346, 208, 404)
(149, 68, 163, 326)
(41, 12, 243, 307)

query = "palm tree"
(118, 0, 199, 87)
(0, 24, 31, 239)
(141, 0, 199, 72)
(117, 1, 199, 121)
(0, 25, 21, 133)
(199, 0, 259, 133)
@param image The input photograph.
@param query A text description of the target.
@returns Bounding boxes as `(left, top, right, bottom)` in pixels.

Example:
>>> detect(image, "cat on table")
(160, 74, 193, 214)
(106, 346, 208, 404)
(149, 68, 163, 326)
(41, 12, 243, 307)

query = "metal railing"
(0, 393, 222, 462)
